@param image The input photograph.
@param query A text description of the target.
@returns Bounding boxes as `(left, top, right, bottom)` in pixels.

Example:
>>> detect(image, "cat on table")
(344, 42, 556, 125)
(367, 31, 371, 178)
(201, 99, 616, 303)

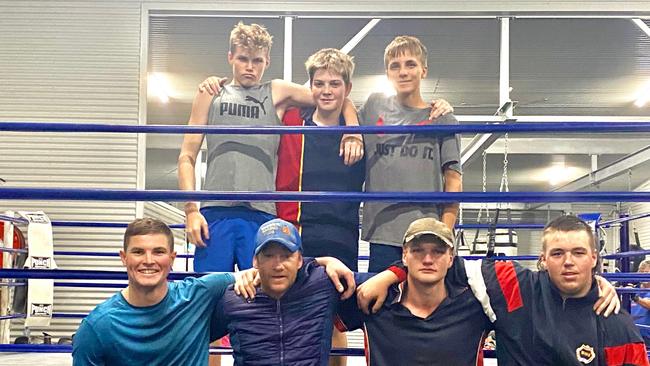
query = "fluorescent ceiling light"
(532, 162, 583, 186)
(546, 162, 583, 186)
(148, 72, 172, 104)
(370, 75, 396, 97)
(634, 80, 650, 108)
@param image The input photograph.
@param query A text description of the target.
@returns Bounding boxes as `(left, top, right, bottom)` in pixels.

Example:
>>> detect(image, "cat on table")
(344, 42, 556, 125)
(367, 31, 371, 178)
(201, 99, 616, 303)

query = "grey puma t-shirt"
(202, 81, 280, 215)
(359, 93, 461, 246)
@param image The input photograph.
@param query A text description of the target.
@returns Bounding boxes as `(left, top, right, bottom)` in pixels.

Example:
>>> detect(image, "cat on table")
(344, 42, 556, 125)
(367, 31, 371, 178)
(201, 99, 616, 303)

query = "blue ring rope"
(0, 214, 185, 229)
(616, 288, 650, 294)
(3, 121, 650, 134)
(0, 344, 368, 356)
(599, 212, 650, 227)
(0, 214, 542, 231)
(602, 250, 650, 259)
(602, 273, 650, 282)
(0, 269, 204, 281)
(0, 313, 88, 320)
(0, 344, 73, 353)
(2, 268, 650, 281)
(0, 281, 26, 287)
(53, 282, 125, 288)
(0, 344, 641, 358)
(1, 248, 647, 262)
(2, 187, 650, 203)
(4, 280, 648, 294)
(0, 121, 650, 135)
(0, 249, 194, 259)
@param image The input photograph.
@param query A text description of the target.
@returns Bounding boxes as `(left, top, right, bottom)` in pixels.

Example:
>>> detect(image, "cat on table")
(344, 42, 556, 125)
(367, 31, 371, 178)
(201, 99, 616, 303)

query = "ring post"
(619, 213, 632, 312)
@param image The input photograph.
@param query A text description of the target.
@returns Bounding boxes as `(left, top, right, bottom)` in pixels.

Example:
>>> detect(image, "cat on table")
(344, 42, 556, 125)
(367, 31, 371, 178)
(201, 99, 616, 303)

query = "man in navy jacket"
(210, 218, 370, 366)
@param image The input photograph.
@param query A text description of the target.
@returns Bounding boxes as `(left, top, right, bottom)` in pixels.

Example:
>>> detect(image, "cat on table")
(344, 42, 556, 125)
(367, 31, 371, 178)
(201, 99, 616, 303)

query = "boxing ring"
(1, 120, 650, 363)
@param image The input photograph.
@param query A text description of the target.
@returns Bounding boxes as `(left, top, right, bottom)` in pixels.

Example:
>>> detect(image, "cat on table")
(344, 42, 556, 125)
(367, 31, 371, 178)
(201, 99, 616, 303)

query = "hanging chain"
(627, 169, 633, 216)
(499, 133, 509, 193)
(482, 150, 488, 194)
(477, 150, 490, 223)
(498, 133, 510, 210)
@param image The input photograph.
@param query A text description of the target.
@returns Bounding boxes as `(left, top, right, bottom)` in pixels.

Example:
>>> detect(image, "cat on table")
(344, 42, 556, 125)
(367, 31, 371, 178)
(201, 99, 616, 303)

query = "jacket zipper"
(278, 299, 284, 366)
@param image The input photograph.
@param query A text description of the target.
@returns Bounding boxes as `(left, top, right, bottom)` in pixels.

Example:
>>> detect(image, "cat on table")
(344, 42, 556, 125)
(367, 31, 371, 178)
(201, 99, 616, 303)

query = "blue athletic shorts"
(193, 206, 275, 272)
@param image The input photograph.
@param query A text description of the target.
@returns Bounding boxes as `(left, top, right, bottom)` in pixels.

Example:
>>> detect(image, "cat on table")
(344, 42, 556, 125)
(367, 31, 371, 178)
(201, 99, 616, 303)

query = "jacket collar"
(544, 271, 599, 305)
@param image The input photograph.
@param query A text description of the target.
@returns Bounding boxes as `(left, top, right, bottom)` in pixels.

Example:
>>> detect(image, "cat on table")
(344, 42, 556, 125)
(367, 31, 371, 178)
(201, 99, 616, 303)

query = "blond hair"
(384, 35, 428, 69)
(305, 48, 355, 85)
(229, 22, 273, 54)
(639, 259, 650, 273)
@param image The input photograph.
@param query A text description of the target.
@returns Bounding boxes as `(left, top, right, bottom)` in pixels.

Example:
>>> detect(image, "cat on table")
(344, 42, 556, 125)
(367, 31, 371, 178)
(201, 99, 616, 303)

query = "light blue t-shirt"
(72, 273, 234, 366)
(631, 292, 650, 339)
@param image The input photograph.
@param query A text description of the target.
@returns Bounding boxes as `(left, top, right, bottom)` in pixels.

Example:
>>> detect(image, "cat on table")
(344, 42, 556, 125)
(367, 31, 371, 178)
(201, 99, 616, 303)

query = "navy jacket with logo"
(461, 258, 649, 365)
(210, 259, 369, 366)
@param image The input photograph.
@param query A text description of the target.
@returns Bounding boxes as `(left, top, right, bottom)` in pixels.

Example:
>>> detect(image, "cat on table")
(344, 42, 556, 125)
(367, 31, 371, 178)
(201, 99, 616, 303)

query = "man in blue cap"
(210, 218, 368, 366)
(251, 218, 306, 299)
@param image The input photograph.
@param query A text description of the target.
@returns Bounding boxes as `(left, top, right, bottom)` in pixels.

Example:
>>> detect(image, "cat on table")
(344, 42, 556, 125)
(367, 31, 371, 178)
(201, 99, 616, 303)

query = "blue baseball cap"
(254, 219, 302, 255)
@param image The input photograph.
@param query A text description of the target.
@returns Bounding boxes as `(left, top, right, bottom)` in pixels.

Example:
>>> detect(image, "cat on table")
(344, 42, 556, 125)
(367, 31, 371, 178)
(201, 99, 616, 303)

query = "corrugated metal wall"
(0, 1, 142, 341)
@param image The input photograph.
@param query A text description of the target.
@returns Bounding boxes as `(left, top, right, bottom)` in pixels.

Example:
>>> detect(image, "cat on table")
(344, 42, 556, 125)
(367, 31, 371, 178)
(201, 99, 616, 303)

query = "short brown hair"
(305, 48, 355, 86)
(384, 35, 428, 69)
(542, 215, 596, 252)
(123, 218, 174, 251)
(229, 21, 273, 55)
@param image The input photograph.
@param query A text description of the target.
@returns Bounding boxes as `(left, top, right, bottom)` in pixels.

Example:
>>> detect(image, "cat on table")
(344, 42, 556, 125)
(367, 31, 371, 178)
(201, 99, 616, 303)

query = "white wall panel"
(0, 0, 141, 342)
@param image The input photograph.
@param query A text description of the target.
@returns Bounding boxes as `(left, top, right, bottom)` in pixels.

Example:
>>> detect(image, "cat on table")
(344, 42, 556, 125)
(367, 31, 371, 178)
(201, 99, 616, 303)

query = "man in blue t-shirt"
(72, 218, 238, 366)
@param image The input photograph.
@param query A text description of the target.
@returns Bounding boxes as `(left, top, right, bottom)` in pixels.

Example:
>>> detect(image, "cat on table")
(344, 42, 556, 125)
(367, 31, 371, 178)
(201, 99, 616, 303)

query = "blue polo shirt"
(336, 275, 492, 366)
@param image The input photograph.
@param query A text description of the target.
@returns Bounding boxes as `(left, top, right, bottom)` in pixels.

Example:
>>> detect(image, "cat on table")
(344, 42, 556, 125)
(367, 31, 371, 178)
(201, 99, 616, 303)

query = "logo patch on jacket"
(575, 344, 595, 364)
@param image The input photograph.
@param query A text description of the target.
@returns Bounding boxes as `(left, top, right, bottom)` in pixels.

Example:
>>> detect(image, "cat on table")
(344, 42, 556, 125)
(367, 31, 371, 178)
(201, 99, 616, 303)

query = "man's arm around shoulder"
(200, 272, 236, 299)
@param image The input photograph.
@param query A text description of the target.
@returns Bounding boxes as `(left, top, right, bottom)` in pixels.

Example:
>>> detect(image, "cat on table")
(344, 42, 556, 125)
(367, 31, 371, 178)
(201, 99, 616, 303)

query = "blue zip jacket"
(211, 259, 368, 366)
